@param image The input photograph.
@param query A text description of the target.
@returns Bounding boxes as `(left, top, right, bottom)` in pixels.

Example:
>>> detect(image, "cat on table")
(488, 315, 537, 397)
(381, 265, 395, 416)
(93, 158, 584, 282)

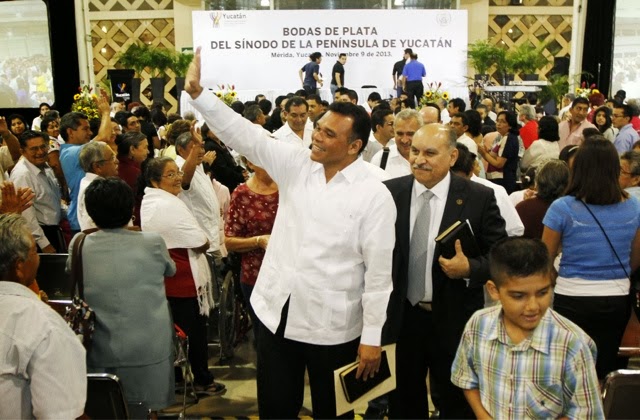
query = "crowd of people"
(1, 47, 639, 419)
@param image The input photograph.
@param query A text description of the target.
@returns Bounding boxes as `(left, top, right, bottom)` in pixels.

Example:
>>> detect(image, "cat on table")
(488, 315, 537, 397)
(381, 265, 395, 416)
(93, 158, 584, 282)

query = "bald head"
(419, 106, 440, 124)
(481, 98, 494, 111)
(409, 123, 458, 189)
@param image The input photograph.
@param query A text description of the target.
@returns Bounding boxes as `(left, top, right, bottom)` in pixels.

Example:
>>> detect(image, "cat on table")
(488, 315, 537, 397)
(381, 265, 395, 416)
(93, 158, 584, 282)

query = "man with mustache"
(9, 131, 65, 252)
(370, 109, 423, 178)
(383, 123, 507, 418)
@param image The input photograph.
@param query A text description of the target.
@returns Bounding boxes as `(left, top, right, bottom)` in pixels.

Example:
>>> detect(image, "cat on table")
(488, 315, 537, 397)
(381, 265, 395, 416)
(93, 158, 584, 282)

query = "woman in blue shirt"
(542, 137, 640, 379)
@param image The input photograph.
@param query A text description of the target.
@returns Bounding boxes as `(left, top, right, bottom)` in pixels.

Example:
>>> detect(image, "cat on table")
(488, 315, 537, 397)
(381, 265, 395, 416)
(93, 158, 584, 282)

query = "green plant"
(493, 46, 514, 78)
(539, 72, 592, 109)
(116, 43, 174, 78)
(509, 43, 549, 75)
(146, 47, 174, 78)
(539, 74, 568, 105)
(116, 42, 149, 77)
(169, 51, 194, 77)
(467, 40, 501, 75)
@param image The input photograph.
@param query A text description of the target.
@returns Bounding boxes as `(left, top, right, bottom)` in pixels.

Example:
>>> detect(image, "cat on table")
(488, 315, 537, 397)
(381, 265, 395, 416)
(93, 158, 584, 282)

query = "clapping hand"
(203, 150, 216, 165)
(0, 182, 35, 214)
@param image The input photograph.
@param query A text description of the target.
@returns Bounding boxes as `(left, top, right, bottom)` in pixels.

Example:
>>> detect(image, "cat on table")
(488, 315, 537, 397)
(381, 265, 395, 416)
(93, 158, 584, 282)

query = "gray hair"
(519, 104, 536, 121)
(536, 159, 570, 202)
(79, 141, 109, 172)
(563, 93, 576, 101)
(621, 151, 640, 176)
(395, 108, 424, 128)
(0, 214, 33, 279)
(244, 105, 263, 123)
(175, 132, 193, 153)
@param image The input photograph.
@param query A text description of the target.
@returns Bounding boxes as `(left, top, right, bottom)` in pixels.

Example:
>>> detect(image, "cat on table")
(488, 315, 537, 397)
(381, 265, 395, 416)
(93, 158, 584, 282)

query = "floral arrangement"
(71, 84, 100, 120)
(575, 82, 599, 99)
(215, 84, 237, 107)
(420, 82, 449, 107)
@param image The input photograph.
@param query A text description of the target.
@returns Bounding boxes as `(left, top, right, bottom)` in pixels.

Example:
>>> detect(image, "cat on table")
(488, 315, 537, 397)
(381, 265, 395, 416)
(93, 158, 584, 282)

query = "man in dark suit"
(383, 123, 507, 419)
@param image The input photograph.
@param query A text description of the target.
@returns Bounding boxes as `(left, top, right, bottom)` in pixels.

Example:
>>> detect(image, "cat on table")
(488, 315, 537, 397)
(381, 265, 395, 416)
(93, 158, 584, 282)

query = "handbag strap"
(71, 232, 87, 299)
(580, 201, 630, 279)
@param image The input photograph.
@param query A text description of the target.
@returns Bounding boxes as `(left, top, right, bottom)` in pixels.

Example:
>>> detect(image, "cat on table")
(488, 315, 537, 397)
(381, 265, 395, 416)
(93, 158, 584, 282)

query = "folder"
(333, 344, 396, 416)
(435, 219, 480, 259)
(339, 350, 391, 403)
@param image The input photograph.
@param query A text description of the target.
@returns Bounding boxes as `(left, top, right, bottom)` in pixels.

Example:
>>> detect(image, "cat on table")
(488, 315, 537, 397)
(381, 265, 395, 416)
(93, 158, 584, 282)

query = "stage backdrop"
(192, 10, 468, 97)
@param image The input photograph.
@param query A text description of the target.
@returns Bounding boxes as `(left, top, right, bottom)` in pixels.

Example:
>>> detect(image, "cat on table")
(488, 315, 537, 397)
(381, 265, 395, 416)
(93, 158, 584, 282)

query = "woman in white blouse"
(520, 116, 561, 171)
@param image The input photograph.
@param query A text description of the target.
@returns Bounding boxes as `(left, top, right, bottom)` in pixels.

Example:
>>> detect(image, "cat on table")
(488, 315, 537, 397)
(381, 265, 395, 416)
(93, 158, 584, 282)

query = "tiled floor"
(161, 333, 372, 418)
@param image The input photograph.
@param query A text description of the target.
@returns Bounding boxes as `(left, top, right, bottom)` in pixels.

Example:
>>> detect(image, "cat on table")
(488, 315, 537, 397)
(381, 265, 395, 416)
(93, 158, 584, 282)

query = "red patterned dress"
(224, 183, 279, 286)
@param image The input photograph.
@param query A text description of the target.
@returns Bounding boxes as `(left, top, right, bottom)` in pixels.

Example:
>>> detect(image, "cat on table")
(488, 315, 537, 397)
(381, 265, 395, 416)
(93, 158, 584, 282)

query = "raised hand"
(185, 47, 204, 99)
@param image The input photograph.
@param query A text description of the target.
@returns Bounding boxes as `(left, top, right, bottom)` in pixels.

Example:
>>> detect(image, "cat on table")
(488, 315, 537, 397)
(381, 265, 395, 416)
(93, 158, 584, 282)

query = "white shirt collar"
(412, 171, 451, 202)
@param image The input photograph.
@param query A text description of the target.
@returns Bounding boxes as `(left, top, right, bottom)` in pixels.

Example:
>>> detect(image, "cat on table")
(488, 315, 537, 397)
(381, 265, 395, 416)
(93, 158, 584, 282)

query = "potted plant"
(509, 43, 549, 81)
(168, 50, 194, 112)
(115, 42, 151, 103)
(145, 47, 174, 105)
(468, 40, 500, 82)
(494, 46, 515, 86)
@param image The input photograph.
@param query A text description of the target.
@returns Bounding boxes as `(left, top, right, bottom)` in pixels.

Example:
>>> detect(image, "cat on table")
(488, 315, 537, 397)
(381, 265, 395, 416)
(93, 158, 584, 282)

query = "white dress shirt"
(9, 158, 62, 249)
(78, 172, 99, 232)
(212, 178, 230, 257)
(273, 122, 313, 149)
(0, 281, 86, 419)
(410, 173, 451, 302)
(175, 156, 221, 253)
(520, 139, 560, 170)
(471, 175, 524, 237)
(362, 133, 383, 162)
(370, 144, 411, 179)
(190, 92, 396, 346)
(362, 159, 391, 181)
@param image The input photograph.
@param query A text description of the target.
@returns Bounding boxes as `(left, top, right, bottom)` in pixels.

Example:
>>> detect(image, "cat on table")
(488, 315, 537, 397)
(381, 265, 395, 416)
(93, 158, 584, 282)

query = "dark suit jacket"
(481, 116, 497, 136)
(382, 173, 507, 354)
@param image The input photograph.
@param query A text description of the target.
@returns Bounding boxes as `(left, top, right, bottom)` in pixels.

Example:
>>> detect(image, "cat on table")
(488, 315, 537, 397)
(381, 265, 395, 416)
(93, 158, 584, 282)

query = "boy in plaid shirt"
(451, 237, 604, 419)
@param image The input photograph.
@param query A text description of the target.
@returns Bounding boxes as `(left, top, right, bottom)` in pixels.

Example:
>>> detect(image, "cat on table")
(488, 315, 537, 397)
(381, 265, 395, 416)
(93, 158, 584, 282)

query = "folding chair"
(602, 369, 640, 419)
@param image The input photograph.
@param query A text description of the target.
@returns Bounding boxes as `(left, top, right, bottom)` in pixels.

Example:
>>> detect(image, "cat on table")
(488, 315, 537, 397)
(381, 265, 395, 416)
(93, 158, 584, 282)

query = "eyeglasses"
(162, 171, 184, 180)
(612, 114, 626, 119)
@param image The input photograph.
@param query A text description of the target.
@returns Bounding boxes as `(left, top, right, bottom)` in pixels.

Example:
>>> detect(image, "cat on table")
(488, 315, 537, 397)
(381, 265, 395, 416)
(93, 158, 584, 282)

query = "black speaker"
(551, 57, 570, 77)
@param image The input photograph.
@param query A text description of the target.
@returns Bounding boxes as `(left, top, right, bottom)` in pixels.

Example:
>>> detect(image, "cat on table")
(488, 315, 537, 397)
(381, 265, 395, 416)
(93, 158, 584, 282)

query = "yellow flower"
(230, 91, 237, 97)
(74, 94, 81, 100)
(215, 92, 222, 98)
(425, 91, 433, 98)
(442, 92, 450, 100)
(592, 89, 600, 94)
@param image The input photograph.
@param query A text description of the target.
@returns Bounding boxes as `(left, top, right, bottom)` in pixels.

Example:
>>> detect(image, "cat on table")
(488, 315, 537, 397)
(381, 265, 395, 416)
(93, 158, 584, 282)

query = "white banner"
(192, 10, 468, 95)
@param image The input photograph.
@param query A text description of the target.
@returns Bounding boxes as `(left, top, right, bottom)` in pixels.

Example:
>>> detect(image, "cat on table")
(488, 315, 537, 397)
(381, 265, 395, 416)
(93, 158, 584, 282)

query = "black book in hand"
(435, 220, 480, 259)
(339, 350, 391, 403)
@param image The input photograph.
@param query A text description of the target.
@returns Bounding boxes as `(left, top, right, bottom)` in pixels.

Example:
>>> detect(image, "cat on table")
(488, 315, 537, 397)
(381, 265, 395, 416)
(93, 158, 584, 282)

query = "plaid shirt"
(451, 306, 604, 419)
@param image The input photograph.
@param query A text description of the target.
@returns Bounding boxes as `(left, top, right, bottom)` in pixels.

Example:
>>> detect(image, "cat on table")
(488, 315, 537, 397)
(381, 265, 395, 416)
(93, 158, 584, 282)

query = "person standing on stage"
(402, 53, 426, 108)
